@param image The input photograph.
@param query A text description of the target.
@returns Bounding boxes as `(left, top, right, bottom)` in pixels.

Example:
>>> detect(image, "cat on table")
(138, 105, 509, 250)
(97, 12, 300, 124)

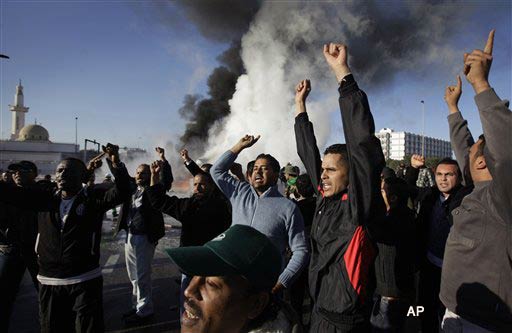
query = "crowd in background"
(0, 30, 510, 333)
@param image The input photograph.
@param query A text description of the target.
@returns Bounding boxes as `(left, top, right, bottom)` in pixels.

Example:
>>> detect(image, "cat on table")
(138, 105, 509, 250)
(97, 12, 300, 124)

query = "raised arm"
(211, 135, 259, 199)
(155, 147, 173, 189)
(148, 162, 190, 220)
(180, 148, 202, 177)
(465, 30, 512, 221)
(445, 75, 475, 185)
(100, 143, 132, 210)
(294, 79, 322, 195)
(324, 43, 385, 223)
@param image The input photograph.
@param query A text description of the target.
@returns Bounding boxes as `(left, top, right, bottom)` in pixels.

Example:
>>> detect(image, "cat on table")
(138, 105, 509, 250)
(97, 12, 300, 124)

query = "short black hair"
(201, 163, 213, 173)
(324, 144, 348, 162)
(61, 157, 87, 173)
(60, 158, 88, 182)
(195, 171, 214, 184)
(381, 167, 397, 180)
(296, 174, 314, 198)
(436, 158, 462, 179)
(475, 134, 486, 158)
(246, 160, 255, 175)
(255, 154, 280, 174)
(383, 177, 409, 207)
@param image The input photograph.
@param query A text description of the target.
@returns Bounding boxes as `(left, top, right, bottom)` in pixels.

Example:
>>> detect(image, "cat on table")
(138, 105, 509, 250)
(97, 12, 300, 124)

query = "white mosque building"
(0, 81, 78, 176)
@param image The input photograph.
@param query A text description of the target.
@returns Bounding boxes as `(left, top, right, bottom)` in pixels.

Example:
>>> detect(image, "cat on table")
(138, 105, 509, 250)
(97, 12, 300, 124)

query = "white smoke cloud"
(201, 1, 470, 169)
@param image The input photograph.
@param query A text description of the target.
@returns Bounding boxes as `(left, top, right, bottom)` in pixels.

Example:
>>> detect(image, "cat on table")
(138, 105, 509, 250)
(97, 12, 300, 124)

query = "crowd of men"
(0, 30, 510, 333)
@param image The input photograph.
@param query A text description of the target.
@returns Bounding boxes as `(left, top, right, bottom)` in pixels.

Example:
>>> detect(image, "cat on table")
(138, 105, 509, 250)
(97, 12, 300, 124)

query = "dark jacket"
(0, 182, 42, 283)
(0, 163, 131, 278)
(0, 183, 39, 248)
(184, 159, 231, 206)
(294, 196, 316, 243)
(405, 167, 471, 261)
(373, 206, 417, 299)
(112, 160, 170, 244)
(295, 75, 385, 327)
(147, 183, 231, 247)
(440, 90, 512, 332)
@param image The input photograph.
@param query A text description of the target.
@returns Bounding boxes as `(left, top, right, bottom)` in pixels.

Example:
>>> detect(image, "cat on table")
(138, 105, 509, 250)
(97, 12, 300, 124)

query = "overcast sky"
(0, 1, 510, 159)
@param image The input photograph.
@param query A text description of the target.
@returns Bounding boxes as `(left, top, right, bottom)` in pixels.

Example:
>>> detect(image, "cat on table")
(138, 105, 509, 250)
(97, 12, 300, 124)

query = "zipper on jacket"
(91, 232, 96, 255)
(60, 228, 64, 259)
(34, 233, 40, 254)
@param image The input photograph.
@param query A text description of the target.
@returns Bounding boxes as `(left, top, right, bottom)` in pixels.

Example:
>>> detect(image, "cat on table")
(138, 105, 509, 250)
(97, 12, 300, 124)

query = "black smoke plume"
(169, 0, 260, 154)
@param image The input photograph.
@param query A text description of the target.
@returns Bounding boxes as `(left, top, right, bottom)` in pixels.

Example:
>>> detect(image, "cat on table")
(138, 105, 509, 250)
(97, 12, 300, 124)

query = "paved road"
(9, 215, 183, 333)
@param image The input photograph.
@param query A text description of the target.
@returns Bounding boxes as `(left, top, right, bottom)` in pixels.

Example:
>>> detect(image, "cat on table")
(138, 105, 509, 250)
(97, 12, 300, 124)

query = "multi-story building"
(375, 128, 452, 161)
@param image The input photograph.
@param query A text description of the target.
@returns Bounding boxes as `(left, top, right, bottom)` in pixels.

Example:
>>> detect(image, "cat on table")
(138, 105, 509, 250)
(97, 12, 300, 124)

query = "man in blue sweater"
(211, 138, 309, 294)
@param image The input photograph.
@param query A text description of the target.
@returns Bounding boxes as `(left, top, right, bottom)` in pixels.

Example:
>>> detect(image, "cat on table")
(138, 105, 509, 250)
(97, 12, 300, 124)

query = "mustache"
(184, 299, 203, 319)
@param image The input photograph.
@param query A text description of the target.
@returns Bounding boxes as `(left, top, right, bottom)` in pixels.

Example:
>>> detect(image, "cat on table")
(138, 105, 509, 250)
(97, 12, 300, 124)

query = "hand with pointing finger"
(464, 30, 494, 94)
(444, 75, 462, 114)
(87, 152, 105, 172)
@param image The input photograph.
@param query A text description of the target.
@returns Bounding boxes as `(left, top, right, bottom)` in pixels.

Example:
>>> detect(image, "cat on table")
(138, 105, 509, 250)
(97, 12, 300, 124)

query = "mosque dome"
(17, 124, 50, 141)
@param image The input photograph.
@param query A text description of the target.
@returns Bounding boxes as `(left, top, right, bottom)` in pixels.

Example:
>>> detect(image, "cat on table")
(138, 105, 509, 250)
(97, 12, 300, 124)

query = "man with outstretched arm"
(0, 144, 131, 333)
(440, 30, 512, 332)
(112, 147, 169, 324)
(210, 135, 309, 295)
(294, 43, 385, 332)
(147, 151, 232, 318)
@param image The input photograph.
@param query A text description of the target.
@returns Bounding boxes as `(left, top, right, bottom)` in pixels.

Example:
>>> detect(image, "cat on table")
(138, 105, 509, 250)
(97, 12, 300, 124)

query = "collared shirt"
(128, 186, 146, 234)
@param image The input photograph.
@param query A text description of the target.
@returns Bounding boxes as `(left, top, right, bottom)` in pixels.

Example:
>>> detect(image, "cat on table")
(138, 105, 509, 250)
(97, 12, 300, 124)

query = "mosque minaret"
(9, 80, 30, 140)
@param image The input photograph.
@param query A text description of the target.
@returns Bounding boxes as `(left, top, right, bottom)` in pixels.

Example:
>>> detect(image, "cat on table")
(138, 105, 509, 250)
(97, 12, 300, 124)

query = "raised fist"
(411, 154, 425, 169)
(295, 79, 311, 105)
(150, 160, 164, 175)
(155, 147, 165, 160)
(102, 143, 120, 165)
(180, 149, 191, 163)
(323, 43, 350, 82)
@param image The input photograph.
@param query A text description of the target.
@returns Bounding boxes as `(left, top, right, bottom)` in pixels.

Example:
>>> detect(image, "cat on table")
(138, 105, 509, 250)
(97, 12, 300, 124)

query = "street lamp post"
(75, 117, 78, 152)
(421, 100, 425, 157)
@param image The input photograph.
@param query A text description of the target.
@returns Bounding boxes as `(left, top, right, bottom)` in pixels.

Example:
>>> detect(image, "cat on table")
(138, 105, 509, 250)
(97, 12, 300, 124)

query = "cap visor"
(164, 246, 239, 277)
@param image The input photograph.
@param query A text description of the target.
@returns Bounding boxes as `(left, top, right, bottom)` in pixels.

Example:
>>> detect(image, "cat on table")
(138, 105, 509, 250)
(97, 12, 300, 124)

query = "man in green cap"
(166, 224, 301, 333)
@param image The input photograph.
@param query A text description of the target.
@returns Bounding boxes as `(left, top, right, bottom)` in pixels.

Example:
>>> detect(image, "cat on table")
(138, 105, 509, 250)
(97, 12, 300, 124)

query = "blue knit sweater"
(211, 150, 309, 287)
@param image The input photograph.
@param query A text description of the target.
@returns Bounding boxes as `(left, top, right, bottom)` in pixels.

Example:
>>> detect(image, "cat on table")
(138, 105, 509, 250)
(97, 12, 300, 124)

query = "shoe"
(122, 309, 137, 319)
(123, 312, 153, 324)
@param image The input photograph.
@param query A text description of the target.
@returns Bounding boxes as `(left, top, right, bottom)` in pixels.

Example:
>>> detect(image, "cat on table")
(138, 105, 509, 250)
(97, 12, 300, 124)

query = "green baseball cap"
(165, 225, 282, 291)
